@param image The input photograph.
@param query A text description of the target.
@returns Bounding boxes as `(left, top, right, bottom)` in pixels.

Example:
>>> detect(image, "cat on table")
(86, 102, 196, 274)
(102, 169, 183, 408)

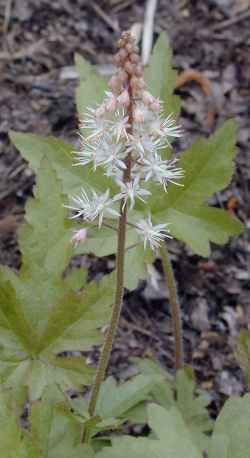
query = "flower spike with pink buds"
(68, 31, 184, 251)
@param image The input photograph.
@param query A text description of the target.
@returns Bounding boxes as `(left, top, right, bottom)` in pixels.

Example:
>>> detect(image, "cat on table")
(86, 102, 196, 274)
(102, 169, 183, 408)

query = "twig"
(142, 0, 158, 66)
(176, 69, 216, 128)
(176, 70, 212, 97)
(120, 317, 153, 338)
(0, 40, 44, 61)
(211, 9, 250, 32)
(112, 0, 134, 14)
(91, 2, 120, 33)
(3, 0, 13, 35)
(130, 22, 143, 45)
(0, 215, 19, 234)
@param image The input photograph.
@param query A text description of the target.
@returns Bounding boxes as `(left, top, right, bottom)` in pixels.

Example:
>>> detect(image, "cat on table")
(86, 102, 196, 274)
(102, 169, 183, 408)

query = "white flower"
(74, 135, 127, 175)
(142, 154, 184, 191)
(66, 189, 119, 228)
(73, 137, 99, 167)
(80, 107, 109, 140)
(97, 139, 127, 172)
(135, 215, 171, 250)
(150, 114, 183, 141)
(114, 176, 151, 210)
(127, 134, 164, 159)
(104, 91, 117, 113)
(109, 108, 130, 142)
(71, 228, 88, 247)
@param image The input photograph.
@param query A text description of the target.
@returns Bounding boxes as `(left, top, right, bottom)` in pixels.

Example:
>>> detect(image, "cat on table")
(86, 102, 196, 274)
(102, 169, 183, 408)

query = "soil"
(0, 0, 249, 413)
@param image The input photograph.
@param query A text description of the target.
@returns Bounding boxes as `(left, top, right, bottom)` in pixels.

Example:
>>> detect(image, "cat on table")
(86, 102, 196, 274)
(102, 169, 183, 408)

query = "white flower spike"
(68, 30, 184, 249)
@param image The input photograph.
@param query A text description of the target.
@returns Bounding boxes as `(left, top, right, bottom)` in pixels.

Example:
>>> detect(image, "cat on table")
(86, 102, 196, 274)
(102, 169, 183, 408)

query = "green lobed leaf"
(209, 394, 250, 458)
(9, 131, 115, 197)
(146, 121, 243, 256)
(0, 160, 113, 399)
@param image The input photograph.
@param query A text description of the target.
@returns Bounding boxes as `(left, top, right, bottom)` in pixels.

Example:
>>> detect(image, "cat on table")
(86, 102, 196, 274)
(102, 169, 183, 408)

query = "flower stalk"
(159, 244, 184, 371)
(87, 199, 128, 419)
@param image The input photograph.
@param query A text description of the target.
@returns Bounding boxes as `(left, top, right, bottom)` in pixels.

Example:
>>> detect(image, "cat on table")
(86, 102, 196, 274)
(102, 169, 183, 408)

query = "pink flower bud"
(124, 61, 134, 74)
(134, 107, 145, 123)
(137, 78, 146, 89)
(108, 75, 122, 93)
(105, 95, 117, 113)
(117, 90, 130, 107)
(113, 54, 121, 66)
(125, 42, 133, 53)
(130, 76, 140, 89)
(150, 100, 161, 112)
(118, 48, 128, 61)
(71, 228, 87, 247)
(95, 104, 106, 117)
(142, 91, 154, 106)
(135, 66, 143, 77)
(130, 53, 140, 64)
(119, 70, 129, 83)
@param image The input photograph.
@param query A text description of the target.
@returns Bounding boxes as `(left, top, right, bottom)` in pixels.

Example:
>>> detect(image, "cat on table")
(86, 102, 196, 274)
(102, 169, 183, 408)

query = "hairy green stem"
(160, 244, 184, 371)
(83, 201, 127, 433)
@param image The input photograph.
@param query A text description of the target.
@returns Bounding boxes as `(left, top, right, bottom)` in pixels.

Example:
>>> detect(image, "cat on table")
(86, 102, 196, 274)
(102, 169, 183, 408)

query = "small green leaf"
(209, 394, 250, 458)
(124, 243, 154, 290)
(236, 330, 250, 388)
(74, 224, 118, 257)
(96, 374, 163, 420)
(30, 386, 57, 456)
(0, 388, 35, 457)
(131, 357, 174, 410)
(175, 369, 212, 452)
(135, 359, 212, 452)
(97, 404, 202, 458)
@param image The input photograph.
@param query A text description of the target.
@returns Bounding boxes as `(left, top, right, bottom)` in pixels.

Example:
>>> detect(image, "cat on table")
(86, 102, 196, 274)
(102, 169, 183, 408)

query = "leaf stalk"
(160, 244, 184, 371)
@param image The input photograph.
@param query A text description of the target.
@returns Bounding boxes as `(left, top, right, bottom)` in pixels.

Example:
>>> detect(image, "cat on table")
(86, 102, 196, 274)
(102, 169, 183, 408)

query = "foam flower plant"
(7, 29, 244, 455)
(65, 32, 185, 437)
